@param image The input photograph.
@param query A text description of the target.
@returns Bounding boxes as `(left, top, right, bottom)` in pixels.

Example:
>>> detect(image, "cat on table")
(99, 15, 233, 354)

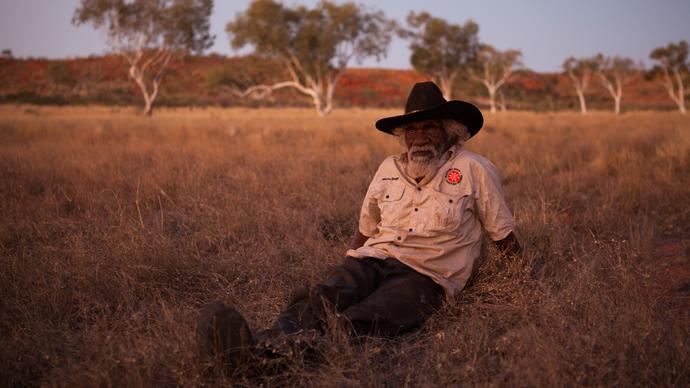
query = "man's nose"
(410, 131, 429, 146)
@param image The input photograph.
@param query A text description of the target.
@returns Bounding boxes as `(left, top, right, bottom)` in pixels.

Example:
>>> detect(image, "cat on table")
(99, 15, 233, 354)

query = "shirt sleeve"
(471, 160, 515, 241)
(358, 167, 383, 237)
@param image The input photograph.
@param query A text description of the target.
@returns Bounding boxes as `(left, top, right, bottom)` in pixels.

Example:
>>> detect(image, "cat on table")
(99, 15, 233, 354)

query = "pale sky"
(0, 0, 688, 72)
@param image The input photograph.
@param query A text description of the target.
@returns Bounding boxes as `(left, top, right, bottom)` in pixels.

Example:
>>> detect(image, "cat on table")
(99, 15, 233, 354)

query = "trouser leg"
(269, 256, 382, 335)
(340, 259, 444, 337)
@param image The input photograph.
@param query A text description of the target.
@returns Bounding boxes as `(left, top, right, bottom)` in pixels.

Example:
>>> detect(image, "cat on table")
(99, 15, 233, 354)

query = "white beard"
(405, 144, 442, 180)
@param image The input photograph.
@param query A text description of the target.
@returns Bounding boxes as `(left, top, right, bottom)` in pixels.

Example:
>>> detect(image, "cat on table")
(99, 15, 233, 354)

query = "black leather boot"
(196, 301, 255, 369)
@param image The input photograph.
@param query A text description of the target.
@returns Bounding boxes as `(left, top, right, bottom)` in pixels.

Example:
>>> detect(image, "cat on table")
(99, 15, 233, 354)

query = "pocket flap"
(434, 190, 469, 206)
(380, 183, 405, 202)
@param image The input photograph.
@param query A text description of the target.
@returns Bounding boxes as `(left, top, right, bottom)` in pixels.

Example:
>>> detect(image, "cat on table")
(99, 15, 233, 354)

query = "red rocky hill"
(0, 54, 679, 112)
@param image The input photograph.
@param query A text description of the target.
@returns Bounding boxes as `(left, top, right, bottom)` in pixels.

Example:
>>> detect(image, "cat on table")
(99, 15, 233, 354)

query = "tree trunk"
(614, 95, 621, 115)
(434, 73, 457, 101)
(577, 90, 587, 114)
(130, 66, 160, 117)
(600, 75, 620, 115)
(674, 70, 686, 114)
(667, 84, 687, 114)
(438, 76, 453, 100)
(143, 98, 154, 116)
(311, 93, 324, 116)
(309, 89, 332, 116)
(319, 97, 332, 116)
(321, 78, 338, 116)
(488, 87, 497, 114)
(661, 68, 687, 114)
(614, 80, 623, 115)
(499, 89, 507, 112)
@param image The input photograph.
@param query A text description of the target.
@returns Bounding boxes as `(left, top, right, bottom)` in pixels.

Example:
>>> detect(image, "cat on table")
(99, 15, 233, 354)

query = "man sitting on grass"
(197, 81, 520, 369)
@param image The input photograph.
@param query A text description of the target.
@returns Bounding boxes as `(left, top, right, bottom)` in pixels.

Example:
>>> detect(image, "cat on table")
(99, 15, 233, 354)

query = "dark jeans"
(269, 256, 444, 338)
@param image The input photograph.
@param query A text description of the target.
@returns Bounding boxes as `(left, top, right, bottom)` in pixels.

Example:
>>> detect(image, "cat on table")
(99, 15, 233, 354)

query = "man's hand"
(494, 231, 521, 259)
(349, 230, 369, 250)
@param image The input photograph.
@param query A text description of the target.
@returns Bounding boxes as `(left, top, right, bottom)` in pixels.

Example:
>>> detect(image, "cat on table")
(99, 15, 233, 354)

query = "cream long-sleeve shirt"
(346, 145, 515, 298)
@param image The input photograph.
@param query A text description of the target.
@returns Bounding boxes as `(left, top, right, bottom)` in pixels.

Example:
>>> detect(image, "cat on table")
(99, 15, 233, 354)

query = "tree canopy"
(650, 40, 689, 73)
(226, 0, 395, 115)
(402, 12, 479, 100)
(74, 0, 214, 54)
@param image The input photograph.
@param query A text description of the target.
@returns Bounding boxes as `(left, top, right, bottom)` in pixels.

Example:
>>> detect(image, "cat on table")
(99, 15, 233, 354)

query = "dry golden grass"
(1, 105, 689, 387)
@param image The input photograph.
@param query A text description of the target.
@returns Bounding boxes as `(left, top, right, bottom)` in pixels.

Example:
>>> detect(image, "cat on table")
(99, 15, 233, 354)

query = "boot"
(196, 300, 255, 369)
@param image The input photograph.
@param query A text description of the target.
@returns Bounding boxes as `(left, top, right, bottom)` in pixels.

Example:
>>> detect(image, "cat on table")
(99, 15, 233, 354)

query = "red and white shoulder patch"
(445, 168, 462, 185)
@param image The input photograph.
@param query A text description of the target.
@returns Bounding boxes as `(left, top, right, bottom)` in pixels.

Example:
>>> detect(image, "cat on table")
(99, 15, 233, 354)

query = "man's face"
(402, 120, 449, 162)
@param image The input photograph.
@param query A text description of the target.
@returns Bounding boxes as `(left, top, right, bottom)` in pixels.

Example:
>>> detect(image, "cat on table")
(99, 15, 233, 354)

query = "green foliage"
(650, 40, 689, 73)
(593, 53, 640, 89)
(562, 56, 596, 77)
(45, 62, 77, 88)
(202, 56, 283, 92)
(202, 67, 236, 92)
(475, 44, 522, 76)
(649, 41, 689, 88)
(227, 0, 296, 59)
(403, 12, 479, 84)
(227, 0, 393, 72)
(73, 0, 214, 53)
(594, 54, 638, 74)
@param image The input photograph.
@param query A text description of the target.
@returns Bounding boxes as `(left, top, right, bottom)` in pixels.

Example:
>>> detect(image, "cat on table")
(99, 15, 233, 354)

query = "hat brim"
(375, 100, 483, 137)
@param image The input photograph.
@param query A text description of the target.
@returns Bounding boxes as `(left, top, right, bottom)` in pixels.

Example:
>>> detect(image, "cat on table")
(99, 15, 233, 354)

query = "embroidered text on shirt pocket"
(377, 182, 405, 227)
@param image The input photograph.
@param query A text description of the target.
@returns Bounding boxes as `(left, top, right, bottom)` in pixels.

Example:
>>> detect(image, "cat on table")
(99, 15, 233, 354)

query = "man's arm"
(494, 231, 521, 258)
(469, 158, 519, 259)
(349, 230, 369, 250)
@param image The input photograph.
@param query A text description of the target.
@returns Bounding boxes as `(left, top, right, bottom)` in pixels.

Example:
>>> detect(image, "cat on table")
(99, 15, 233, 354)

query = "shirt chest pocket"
(377, 183, 406, 227)
(426, 190, 472, 232)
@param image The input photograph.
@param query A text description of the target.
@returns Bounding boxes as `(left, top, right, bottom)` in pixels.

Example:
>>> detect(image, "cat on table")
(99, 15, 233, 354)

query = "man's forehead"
(401, 119, 443, 130)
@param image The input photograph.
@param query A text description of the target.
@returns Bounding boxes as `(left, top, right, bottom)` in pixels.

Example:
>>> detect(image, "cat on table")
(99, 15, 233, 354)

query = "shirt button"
(414, 208, 418, 212)
(417, 187, 421, 191)
(397, 236, 401, 240)
(408, 228, 413, 232)
(449, 199, 453, 203)
(385, 195, 389, 199)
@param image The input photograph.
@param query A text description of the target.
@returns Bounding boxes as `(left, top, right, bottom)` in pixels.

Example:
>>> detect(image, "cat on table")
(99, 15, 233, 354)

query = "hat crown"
(375, 80, 483, 137)
(405, 82, 447, 113)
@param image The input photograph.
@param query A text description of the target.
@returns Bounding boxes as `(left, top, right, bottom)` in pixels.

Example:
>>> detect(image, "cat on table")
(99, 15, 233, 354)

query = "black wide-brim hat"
(375, 81, 483, 137)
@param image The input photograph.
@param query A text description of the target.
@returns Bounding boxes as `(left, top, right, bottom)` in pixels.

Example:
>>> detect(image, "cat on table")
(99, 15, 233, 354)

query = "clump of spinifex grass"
(0, 106, 688, 387)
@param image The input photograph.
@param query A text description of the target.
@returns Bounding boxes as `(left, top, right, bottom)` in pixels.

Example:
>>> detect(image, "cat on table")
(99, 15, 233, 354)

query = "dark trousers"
(269, 256, 444, 338)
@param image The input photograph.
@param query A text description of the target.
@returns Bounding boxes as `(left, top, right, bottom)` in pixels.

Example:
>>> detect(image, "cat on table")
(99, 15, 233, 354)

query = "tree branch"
(230, 81, 299, 99)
